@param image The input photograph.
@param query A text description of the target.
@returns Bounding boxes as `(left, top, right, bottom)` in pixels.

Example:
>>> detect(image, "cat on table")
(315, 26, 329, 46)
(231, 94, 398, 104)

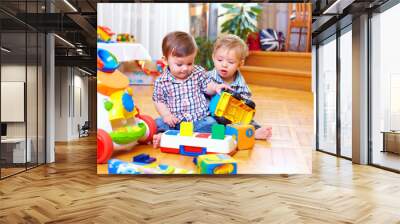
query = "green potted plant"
(195, 36, 215, 71)
(219, 3, 262, 41)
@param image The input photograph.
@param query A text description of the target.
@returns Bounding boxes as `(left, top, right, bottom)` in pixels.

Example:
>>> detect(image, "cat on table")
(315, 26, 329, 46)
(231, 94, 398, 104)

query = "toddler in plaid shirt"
(207, 34, 272, 141)
(152, 31, 230, 148)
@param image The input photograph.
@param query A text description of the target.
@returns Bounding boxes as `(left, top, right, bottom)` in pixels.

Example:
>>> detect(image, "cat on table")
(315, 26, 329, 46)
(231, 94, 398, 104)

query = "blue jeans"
(155, 116, 217, 133)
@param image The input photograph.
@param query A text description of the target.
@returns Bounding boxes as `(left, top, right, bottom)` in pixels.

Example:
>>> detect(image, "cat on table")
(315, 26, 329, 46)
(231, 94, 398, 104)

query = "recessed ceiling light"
(1, 47, 11, 53)
(54, 34, 75, 48)
(78, 67, 93, 76)
(63, 0, 78, 12)
(323, 0, 355, 15)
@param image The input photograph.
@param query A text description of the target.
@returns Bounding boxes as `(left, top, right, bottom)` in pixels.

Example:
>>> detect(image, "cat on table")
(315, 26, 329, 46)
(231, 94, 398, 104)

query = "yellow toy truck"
(209, 90, 256, 125)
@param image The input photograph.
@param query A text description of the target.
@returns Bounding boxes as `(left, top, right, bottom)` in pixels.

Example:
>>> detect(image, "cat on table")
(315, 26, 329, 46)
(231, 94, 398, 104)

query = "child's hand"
(215, 83, 233, 94)
(163, 114, 179, 127)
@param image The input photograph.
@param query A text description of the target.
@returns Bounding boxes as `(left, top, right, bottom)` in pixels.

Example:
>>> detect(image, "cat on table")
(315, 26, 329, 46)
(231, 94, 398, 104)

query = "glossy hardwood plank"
(0, 135, 399, 223)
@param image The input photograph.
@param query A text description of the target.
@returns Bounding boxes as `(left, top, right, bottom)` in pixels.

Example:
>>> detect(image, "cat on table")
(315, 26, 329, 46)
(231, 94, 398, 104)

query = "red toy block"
(196, 133, 211, 138)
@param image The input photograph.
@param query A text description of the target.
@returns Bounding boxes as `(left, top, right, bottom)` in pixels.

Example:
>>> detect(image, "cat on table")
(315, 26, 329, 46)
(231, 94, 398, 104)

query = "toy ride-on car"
(209, 89, 256, 125)
(97, 49, 157, 164)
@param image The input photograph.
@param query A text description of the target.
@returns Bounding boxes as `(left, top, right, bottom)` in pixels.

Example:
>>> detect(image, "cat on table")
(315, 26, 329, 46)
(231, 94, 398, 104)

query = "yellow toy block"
(225, 124, 255, 150)
(180, 122, 194, 136)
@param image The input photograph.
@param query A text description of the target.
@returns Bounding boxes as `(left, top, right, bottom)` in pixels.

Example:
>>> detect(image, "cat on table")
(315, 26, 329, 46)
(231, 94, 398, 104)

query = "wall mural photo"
(96, 3, 313, 175)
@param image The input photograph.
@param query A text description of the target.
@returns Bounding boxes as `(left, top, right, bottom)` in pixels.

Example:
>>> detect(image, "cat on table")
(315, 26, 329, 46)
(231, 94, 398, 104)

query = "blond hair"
(213, 34, 249, 61)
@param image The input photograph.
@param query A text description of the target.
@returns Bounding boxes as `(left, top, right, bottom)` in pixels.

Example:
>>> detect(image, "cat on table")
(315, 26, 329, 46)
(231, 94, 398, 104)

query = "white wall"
(54, 67, 89, 141)
(72, 73, 89, 138)
(1, 65, 32, 138)
(97, 3, 190, 60)
(55, 66, 68, 141)
(1, 64, 45, 164)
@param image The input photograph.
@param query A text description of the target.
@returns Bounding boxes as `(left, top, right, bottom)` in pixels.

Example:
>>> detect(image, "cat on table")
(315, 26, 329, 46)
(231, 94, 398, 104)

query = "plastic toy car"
(97, 49, 156, 164)
(97, 26, 114, 42)
(209, 89, 256, 125)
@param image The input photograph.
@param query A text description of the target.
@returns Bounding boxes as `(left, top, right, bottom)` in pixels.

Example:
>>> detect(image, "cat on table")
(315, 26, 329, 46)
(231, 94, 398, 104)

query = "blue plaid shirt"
(207, 69, 252, 99)
(152, 65, 211, 122)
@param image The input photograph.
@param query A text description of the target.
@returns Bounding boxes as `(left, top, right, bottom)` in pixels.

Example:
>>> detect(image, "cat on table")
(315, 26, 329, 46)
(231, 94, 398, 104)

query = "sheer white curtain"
(98, 3, 190, 60)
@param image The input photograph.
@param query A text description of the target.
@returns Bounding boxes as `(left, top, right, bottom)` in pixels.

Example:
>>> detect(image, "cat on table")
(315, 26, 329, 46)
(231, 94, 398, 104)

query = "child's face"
(213, 47, 243, 82)
(165, 52, 196, 80)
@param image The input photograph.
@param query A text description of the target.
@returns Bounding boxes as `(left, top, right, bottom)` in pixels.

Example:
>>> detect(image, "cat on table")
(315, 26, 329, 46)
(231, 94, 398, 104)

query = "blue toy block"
(133, 154, 157, 164)
(165, 130, 179, 136)
(144, 157, 156, 164)
(133, 153, 150, 163)
(225, 125, 238, 140)
(193, 157, 198, 165)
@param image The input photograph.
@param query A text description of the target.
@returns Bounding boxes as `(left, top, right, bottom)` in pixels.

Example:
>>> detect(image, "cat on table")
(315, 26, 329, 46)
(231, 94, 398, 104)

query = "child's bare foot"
(255, 126, 272, 141)
(152, 133, 162, 148)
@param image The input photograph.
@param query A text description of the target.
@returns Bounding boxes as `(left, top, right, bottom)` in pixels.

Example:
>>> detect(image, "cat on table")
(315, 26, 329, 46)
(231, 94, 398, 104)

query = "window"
(317, 36, 337, 154)
(339, 28, 352, 158)
(0, 1, 46, 179)
(370, 2, 400, 171)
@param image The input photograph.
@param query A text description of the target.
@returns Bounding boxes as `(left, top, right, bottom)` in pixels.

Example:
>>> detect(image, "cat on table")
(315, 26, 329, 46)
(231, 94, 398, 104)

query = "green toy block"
(211, 124, 225, 140)
(180, 122, 194, 136)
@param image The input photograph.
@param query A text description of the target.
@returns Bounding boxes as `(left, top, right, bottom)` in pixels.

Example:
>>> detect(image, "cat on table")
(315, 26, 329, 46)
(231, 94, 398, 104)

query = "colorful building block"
(180, 122, 194, 136)
(196, 154, 237, 174)
(97, 26, 114, 42)
(133, 153, 156, 164)
(211, 124, 225, 140)
(133, 153, 149, 162)
(225, 124, 255, 150)
(108, 159, 194, 174)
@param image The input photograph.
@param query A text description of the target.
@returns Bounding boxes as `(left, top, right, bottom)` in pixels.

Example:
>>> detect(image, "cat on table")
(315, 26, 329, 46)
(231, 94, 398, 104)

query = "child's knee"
(155, 117, 169, 132)
(204, 116, 217, 126)
(155, 117, 165, 127)
(193, 116, 216, 133)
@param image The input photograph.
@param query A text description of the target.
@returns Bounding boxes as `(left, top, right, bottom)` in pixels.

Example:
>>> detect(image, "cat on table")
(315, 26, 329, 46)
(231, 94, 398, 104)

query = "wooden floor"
(0, 135, 400, 223)
(0, 85, 399, 223)
(98, 84, 314, 174)
(373, 151, 400, 171)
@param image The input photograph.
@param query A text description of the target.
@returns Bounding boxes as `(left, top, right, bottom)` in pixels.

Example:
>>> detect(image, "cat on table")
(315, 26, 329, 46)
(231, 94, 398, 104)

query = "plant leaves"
(221, 3, 234, 9)
(247, 11, 257, 20)
(218, 3, 262, 41)
(250, 6, 262, 14)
